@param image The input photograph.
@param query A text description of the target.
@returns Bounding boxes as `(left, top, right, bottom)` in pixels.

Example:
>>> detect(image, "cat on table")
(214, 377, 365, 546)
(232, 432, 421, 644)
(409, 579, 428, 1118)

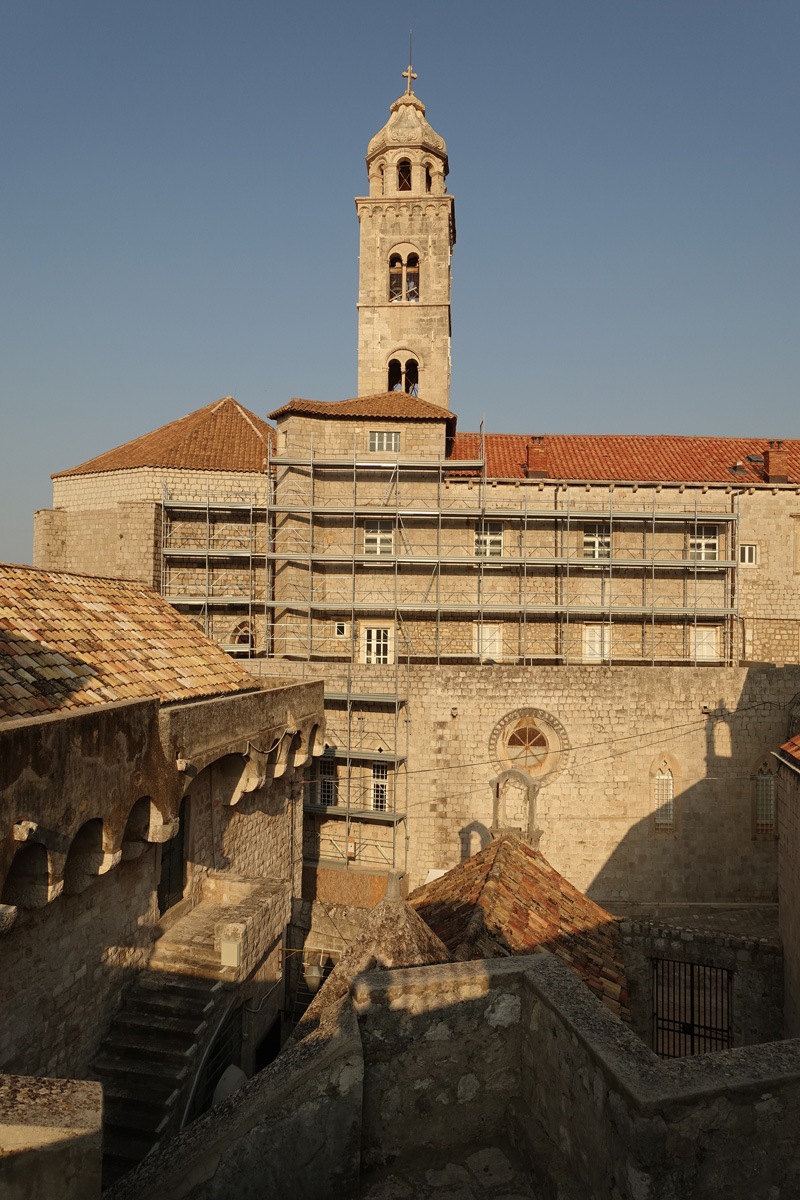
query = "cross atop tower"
(402, 32, 416, 94)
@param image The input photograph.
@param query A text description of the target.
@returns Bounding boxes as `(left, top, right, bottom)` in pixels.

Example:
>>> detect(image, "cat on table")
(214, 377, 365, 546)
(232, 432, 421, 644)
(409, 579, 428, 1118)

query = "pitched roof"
(269, 392, 455, 424)
(409, 835, 629, 1022)
(779, 734, 800, 766)
(451, 433, 800, 485)
(52, 397, 275, 478)
(290, 886, 451, 1044)
(0, 563, 254, 722)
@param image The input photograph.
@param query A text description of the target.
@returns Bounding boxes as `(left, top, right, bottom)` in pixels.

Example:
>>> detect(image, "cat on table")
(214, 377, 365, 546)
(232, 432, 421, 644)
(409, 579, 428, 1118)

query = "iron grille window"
(652, 959, 731, 1057)
(475, 520, 503, 557)
(320, 752, 337, 807)
(369, 431, 400, 453)
(372, 762, 389, 811)
(688, 525, 719, 561)
(364, 627, 390, 664)
(755, 770, 776, 835)
(364, 520, 394, 556)
(583, 523, 611, 560)
(653, 768, 675, 834)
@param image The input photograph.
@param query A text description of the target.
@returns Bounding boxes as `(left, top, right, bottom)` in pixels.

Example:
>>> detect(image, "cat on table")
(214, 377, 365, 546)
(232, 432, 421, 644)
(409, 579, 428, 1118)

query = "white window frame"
(583, 523, 611, 561)
(362, 626, 392, 665)
(739, 543, 758, 567)
(473, 622, 502, 661)
(690, 627, 717, 662)
(369, 430, 400, 453)
(334, 621, 350, 639)
(474, 520, 503, 559)
(688, 525, 718, 562)
(371, 762, 389, 811)
(364, 520, 394, 557)
(583, 624, 612, 662)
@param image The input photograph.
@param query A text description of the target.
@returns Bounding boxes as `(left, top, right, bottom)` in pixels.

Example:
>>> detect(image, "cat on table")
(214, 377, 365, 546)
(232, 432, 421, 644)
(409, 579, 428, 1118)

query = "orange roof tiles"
(53, 397, 275, 478)
(780, 734, 800, 766)
(0, 564, 255, 722)
(268, 393, 454, 423)
(409, 835, 629, 1022)
(452, 433, 800, 485)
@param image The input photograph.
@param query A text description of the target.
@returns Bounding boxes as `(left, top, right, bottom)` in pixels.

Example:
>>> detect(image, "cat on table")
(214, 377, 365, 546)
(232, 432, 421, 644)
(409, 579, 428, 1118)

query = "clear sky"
(2, 0, 798, 564)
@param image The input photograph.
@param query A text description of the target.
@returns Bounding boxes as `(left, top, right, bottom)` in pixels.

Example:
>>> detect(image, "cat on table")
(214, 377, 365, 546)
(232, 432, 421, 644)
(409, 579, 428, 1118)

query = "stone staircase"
(91, 971, 224, 1190)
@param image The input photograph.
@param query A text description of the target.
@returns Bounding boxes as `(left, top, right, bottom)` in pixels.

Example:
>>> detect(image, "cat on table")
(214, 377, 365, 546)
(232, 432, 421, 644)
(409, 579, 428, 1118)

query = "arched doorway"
(157, 797, 188, 917)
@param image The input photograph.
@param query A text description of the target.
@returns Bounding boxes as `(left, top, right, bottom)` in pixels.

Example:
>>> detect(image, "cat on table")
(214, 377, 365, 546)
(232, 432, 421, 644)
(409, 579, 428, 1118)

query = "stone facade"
(778, 739, 800, 1036)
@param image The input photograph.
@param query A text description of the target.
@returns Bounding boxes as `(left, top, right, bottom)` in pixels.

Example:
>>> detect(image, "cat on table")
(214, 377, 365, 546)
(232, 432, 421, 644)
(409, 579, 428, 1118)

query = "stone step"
(112, 1009, 208, 1040)
(126, 990, 215, 1020)
(138, 972, 224, 1002)
(99, 1076, 180, 1110)
(102, 1152, 140, 1191)
(92, 1052, 189, 1086)
(101, 1029, 198, 1064)
(103, 1098, 170, 1137)
(101, 1130, 158, 1186)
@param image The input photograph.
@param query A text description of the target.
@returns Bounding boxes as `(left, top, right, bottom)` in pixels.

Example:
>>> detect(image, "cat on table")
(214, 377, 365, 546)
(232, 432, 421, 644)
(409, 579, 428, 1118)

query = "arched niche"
(63, 818, 118, 895)
(122, 796, 155, 861)
(1, 842, 53, 909)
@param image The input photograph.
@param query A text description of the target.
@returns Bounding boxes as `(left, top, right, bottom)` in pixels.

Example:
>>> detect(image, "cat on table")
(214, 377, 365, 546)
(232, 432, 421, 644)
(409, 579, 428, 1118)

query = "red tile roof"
(0, 563, 255, 721)
(452, 433, 800, 485)
(53, 398, 275, 478)
(780, 735, 800, 766)
(409, 835, 629, 1022)
(269, 393, 454, 423)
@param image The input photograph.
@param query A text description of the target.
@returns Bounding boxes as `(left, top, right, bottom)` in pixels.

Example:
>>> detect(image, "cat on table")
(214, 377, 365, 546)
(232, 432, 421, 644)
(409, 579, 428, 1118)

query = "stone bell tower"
(356, 62, 455, 409)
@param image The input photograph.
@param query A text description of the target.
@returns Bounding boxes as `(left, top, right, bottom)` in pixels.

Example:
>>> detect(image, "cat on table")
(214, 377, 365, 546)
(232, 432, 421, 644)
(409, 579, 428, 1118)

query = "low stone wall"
(107, 996, 363, 1200)
(620, 919, 784, 1048)
(0, 1076, 102, 1200)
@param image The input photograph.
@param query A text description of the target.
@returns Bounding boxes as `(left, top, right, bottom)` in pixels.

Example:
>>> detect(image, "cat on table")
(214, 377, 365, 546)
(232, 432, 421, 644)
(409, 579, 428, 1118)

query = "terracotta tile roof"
(269, 392, 455, 423)
(0, 563, 254, 722)
(451, 433, 800, 485)
(52, 397, 275, 478)
(779, 734, 800, 766)
(409, 835, 629, 1022)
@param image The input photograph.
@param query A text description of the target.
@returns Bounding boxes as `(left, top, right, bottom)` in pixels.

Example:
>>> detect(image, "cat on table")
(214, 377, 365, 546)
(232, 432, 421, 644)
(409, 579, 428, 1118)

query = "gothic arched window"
(388, 357, 419, 395)
(653, 764, 675, 835)
(388, 251, 421, 303)
(404, 358, 419, 395)
(397, 159, 412, 191)
(754, 759, 776, 836)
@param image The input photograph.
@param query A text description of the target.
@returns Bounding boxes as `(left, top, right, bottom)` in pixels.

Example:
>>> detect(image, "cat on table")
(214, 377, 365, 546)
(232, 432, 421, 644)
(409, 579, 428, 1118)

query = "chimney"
(764, 440, 788, 484)
(525, 436, 548, 479)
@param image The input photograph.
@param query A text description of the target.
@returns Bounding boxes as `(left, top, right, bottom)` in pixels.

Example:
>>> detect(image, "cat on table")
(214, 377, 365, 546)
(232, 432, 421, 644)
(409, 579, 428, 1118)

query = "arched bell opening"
(397, 159, 412, 191)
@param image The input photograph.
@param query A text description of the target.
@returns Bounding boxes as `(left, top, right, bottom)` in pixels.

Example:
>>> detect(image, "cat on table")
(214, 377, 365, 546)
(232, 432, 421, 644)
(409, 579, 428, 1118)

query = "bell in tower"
(355, 62, 456, 409)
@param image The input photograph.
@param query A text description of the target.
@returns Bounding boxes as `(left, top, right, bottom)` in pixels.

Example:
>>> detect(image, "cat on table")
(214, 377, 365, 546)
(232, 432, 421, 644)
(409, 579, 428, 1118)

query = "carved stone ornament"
(488, 708, 570, 781)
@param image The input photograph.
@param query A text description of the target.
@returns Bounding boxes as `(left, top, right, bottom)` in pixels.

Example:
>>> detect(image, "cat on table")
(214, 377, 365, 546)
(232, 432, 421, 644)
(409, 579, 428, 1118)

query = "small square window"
(369, 431, 400, 453)
(740, 544, 758, 567)
(334, 622, 349, 638)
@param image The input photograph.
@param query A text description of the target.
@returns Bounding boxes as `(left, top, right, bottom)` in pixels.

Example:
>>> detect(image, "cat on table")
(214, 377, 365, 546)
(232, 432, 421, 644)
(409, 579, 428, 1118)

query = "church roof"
(269, 393, 454, 424)
(779, 734, 800, 767)
(452, 432, 800, 486)
(0, 563, 254, 721)
(366, 91, 448, 170)
(52, 397, 274, 478)
(409, 835, 629, 1022)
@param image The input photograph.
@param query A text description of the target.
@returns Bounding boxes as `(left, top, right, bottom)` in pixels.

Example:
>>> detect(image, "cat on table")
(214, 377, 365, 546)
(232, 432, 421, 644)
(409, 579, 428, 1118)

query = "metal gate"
(652, 959, 731, 1057)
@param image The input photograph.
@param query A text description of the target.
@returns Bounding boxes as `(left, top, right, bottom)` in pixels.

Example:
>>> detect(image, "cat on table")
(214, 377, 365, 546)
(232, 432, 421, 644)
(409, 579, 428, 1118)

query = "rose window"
(504, 720, 549, 772)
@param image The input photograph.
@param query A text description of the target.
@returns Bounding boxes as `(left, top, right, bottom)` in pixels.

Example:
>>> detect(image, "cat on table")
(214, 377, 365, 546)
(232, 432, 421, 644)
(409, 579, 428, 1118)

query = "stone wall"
(0, 1076, 102, 1200)
(778, 756, 800, 1036)
(620, 920, 784, 1048)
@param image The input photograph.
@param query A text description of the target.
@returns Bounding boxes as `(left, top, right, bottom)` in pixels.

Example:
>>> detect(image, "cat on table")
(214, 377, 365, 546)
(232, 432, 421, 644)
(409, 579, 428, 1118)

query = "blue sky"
(2, 0, 798, 564)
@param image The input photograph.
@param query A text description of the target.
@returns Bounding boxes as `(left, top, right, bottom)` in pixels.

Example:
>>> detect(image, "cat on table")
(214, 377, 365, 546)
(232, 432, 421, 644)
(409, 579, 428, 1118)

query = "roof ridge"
(231, 400, 271, 445)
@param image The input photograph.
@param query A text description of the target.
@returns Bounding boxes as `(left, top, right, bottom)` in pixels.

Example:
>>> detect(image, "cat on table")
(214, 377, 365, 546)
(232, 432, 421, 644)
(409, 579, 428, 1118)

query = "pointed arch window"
(388, 357, 419, 395)
(653, 765, 675, 835)
(388, 251, 421, 303)
(425, 165, 432, 193)
(397, 159, 412, 191)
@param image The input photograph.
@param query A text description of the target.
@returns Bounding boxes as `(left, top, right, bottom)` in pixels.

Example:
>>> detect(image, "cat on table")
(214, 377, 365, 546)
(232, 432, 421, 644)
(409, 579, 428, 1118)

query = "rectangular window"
(320, 752, 337, 807)
(583, 523, 611, 560)
(364, 626, 391, 665)
(369, 431, 400, 453)
(756, 774, 776, 835)
(364, 520, 394, 556)
(583, 624, 612, 662)
(334, 621, 349, 638)
(739, 543, 758, 567)
(474, 520, 503, 558)
(654, 772, 675, 835)
(688, 525, 718, 561)
(691, 627, 717, 661)
(474, 623, 501, 660)
(372, 762, 389, 811)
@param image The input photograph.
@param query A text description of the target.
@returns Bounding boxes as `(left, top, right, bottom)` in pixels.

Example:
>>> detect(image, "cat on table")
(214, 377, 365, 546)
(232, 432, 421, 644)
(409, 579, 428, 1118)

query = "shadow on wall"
(459, 820, 490, 860)
(582, 670, 800, 907)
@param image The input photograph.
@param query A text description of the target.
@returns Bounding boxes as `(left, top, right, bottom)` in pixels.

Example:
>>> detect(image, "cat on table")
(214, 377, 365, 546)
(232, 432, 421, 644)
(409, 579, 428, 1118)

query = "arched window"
(388, 251, 420, 303)
(379, 165, 385, 195)
(754, 759, 776, 836)
(425, 166, 432, 193)
(397, 159, 412, 191)
(653, 765, 675, 835)
(387, 357, 419, 394)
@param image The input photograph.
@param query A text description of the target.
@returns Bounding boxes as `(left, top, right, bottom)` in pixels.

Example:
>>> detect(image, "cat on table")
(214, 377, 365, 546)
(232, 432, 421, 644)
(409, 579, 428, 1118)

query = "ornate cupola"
(355, 62, 456, 409)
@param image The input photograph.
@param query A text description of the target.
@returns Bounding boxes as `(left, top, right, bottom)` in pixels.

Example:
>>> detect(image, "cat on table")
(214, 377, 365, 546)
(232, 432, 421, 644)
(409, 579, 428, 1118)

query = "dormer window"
(388, 250, 420, 303)
(397, 159, 412, 191)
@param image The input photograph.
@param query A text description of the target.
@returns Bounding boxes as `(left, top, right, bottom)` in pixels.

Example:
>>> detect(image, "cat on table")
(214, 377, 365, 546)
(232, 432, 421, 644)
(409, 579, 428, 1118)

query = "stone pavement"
(357, 1143, 537, 1200)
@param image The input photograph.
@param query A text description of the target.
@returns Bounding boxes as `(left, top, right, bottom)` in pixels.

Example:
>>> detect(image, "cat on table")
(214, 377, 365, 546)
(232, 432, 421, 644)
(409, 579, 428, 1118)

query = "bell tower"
(355, 63, 455, 409)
